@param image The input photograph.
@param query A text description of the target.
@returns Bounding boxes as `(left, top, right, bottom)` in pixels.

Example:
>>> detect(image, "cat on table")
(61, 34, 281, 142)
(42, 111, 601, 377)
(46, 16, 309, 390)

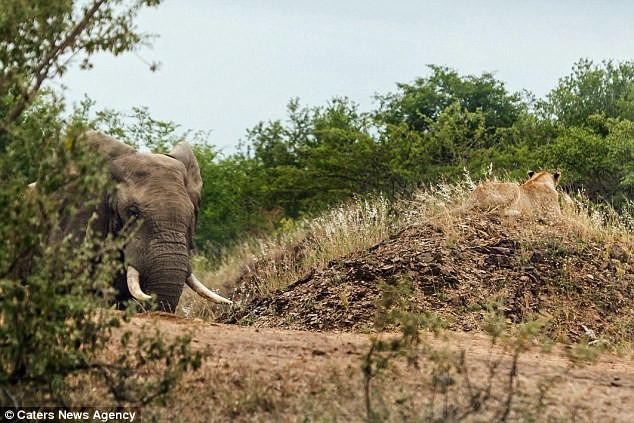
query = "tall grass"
(559, 191, 634, 242)
(179, 176, 634, 318)
(203, 195, 400, 294)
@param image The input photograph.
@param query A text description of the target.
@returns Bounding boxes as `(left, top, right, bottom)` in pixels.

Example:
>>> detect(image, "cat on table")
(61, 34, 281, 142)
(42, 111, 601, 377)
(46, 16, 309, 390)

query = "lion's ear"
(527, 170, 535, 178)
(554, 172, 561, 184)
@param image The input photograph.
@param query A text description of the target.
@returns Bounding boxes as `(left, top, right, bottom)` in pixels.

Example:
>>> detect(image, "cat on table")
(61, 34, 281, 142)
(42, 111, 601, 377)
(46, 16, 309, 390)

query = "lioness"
(466, 170, 561, 217)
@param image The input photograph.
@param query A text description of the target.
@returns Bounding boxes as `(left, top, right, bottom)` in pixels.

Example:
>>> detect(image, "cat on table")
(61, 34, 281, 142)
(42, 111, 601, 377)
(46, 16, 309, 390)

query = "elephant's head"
(81, 130, 231, 312)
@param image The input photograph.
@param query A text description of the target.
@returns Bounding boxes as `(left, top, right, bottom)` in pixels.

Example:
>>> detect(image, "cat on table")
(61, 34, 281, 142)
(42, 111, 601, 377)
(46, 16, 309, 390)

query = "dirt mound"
(225, 215, 634, 343)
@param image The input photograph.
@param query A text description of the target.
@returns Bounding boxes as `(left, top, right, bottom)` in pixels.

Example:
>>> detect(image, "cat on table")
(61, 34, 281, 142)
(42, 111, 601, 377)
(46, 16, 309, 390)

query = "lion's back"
(518, 175, 561, 216)
(465, 171, 561, 218)
(469, 182, 520, 212)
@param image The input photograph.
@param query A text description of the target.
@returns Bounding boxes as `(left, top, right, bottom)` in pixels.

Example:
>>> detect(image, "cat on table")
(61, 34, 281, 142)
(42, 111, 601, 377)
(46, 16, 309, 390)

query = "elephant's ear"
(166, 142, 202, 211)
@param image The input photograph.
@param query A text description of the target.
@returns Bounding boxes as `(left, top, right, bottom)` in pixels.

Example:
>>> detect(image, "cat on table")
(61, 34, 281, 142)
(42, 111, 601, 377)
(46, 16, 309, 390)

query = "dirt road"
(125, 314, 634, 422)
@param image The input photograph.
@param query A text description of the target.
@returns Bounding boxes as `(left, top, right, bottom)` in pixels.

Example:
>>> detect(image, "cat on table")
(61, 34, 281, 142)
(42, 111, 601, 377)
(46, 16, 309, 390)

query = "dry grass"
(178, 195, 403, 317)
(179, 175, 634, 325)
(559, 191, 634, 242)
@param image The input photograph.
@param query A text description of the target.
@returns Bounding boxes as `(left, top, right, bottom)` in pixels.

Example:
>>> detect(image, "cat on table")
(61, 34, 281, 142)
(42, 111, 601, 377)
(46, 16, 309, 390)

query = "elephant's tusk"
(127, 266, 152, 301)
(186, 274, 233, 304)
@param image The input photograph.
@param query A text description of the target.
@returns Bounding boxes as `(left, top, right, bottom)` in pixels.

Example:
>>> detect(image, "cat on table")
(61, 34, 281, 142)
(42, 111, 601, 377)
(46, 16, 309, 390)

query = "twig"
(498, 348, 520, 422)
(0, 0, 107, 135)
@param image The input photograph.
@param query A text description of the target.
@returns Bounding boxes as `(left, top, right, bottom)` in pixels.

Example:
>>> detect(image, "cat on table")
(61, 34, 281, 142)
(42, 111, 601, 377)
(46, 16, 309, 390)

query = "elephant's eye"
(129, 207, 140, 219)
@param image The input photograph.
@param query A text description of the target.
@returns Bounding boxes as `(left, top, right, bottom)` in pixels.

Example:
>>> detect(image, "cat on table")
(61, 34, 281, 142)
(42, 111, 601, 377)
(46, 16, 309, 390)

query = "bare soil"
(107, 215, 634, 421)
(122, 314, 634, 422)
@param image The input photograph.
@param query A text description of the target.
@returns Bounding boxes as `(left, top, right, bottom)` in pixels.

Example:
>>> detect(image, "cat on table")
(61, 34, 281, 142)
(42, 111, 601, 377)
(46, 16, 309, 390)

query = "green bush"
(0, 0, 206, 409)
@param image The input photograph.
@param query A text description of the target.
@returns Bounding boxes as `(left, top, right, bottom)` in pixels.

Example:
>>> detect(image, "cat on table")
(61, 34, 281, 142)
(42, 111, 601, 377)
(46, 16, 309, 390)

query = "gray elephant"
(41, 130, 231, 312)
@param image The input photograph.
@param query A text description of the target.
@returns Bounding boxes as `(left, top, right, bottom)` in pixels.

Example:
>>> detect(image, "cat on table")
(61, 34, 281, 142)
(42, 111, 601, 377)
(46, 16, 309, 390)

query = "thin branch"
(0, 0, 108, 136)
(1, 386, 19, 409)
(498, 348, 520, 422)
(363, 337, 379, 421)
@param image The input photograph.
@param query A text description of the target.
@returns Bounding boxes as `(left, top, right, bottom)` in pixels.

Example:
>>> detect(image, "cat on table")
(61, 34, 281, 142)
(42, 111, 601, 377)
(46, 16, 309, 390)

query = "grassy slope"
(183, 178, 634, 349)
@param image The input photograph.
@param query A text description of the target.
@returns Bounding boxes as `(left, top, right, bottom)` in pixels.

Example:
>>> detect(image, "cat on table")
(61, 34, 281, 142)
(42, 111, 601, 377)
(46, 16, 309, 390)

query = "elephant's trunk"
(138, 235, 191, 312)
(143, 264, 188, 313)
(127, 227, 232, 312)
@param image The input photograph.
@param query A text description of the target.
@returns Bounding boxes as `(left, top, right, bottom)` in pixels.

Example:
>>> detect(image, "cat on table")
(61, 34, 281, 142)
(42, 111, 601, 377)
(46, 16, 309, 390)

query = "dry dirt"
(122, 313, 634, 422)
(109, 215, 634, 421)
(225, 215, 634, 345)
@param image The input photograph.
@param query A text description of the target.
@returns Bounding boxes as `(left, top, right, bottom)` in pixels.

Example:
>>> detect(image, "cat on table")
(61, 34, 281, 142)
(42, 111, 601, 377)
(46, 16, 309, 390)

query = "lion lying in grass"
(465, 170, 561, 217)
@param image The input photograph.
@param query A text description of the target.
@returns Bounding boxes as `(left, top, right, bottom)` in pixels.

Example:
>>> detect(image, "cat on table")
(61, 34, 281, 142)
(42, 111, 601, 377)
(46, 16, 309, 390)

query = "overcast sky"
(59, 0, 634, 154)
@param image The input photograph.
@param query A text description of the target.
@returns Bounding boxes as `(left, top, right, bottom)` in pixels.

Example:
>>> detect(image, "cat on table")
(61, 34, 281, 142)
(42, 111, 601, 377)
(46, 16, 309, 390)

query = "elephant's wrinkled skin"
(49, 130, 231, 312)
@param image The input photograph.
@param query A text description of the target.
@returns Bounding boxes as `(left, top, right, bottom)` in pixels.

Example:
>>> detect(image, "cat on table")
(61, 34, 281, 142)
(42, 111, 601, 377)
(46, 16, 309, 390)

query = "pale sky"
(59, 0, 634, 154)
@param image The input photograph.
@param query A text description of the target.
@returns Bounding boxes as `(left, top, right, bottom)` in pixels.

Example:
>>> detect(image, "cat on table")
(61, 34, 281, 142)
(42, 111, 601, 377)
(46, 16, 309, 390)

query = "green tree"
(538, 59, 634, 205)
(1, 0, 205, 408)
(547, 116, 634, 202)
(194, 146, 279, 258)
(241, 98, 311, 217)
(375, 65, 524, 133)
(301, 97, 389, 209)
(540, 59, 634, 127)
(372, 65, 535, 182)
(242, 98, 414, 219)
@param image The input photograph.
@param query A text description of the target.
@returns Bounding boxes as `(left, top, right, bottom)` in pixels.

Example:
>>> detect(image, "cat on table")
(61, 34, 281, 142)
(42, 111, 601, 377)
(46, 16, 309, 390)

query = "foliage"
(193, 146, 276, 259)
(0, 129, 121, 405)
(0, 0, 206, 409)
(375, 65, 525, 132)
(173, 59, 634, 253)
(242, 97, 390, 216)
(71, 96, 185, 153)
(0, 0, 161, 137)
(547, 116, 634, 200)
(538, 59, 634, 206)
(540, 59, 634, 126)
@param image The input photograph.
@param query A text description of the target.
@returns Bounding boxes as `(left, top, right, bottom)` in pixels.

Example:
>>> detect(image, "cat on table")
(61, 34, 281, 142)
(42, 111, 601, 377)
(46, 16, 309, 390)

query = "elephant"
(40, 130, 231, 312)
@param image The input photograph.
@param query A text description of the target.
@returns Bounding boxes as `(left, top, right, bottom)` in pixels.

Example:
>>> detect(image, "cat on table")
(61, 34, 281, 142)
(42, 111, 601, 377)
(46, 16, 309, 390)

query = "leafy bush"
(0, 0, 206, 409)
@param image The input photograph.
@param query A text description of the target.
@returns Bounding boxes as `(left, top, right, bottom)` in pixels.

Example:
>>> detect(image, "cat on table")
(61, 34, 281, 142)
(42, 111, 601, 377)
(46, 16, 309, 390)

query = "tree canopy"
(0, 0, 205, 409)
(2, 4, 633, 263)
(183, 59, 634, 255)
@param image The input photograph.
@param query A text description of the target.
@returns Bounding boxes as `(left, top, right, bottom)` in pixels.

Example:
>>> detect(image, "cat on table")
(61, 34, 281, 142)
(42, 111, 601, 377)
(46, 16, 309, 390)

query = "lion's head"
(525, 170, 561, 189)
